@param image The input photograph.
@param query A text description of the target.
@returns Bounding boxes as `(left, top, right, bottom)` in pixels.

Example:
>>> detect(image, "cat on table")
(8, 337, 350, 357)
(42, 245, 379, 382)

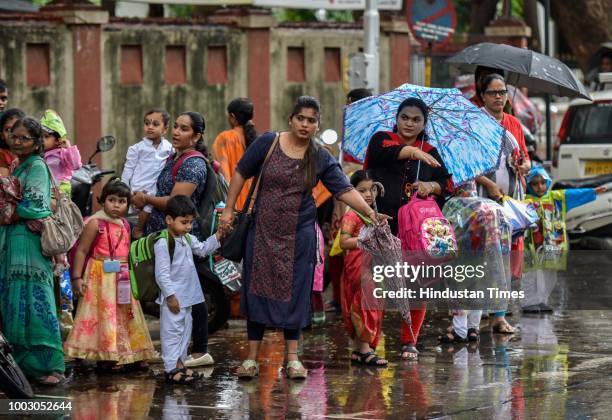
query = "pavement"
(17, 261, 612, 419)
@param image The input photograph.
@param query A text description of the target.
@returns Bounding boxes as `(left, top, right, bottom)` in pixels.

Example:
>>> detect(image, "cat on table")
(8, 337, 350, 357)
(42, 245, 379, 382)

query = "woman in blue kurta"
(220, 96, 383, 379)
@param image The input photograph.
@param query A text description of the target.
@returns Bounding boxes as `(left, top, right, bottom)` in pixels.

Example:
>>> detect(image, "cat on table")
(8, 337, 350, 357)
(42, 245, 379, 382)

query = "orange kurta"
(212, 126, 252, 210)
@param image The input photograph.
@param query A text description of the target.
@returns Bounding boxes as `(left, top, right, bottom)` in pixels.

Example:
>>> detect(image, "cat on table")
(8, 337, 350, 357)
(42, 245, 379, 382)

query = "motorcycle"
(0, 330, 34, 398)
(71, 136, 233, 333)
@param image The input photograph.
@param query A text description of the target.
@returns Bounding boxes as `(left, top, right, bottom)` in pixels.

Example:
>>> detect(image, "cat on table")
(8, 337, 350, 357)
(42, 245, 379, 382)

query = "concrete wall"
(0, 22, 74, 146)
(102, 23, 247, 169)
(0, 12, 415, 174)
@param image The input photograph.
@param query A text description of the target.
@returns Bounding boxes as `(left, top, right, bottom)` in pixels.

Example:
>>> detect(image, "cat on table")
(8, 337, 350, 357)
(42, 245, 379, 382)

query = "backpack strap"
(169, 151, 205, 182)
(155, 229, 183, 263)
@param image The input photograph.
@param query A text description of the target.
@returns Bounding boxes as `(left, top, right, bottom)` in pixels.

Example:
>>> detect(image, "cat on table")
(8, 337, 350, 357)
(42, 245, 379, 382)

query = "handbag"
(221, 133, 280, 262)
(38, 163, 84, 256)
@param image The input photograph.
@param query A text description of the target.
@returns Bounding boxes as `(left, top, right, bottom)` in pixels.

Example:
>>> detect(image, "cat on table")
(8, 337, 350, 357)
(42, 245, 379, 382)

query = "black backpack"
(170, 151, 229, 238)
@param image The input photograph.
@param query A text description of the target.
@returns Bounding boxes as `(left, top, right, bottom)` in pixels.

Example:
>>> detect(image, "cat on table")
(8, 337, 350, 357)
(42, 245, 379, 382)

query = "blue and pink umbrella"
(342, 84, 505, 186)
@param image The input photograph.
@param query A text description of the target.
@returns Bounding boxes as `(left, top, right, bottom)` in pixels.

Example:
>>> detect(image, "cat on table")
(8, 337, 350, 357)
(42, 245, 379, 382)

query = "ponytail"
(227, 98, 257, 148)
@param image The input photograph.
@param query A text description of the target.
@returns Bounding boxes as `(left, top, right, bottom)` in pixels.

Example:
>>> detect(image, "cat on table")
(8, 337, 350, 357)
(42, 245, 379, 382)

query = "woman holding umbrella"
(364, 97, 452, 360)
(476, 73, 531, 334)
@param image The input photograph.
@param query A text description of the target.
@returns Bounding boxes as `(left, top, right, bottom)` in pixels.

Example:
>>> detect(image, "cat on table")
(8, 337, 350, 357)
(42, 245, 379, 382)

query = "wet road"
(22, 302, 612, 420)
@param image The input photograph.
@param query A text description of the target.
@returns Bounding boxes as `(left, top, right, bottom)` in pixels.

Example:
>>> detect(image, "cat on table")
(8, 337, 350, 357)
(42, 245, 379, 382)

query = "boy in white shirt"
(122, 108, 173, 238)
(154, 195, 224, 384)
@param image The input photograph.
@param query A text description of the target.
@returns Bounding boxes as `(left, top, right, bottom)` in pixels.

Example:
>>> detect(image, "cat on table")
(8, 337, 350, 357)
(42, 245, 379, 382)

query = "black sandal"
(357, 351, 388, 367)
(400, 344, 419, 360)
(438, 329, 468, 343)
(467, 328, 480, 342)
(350, 351, 361, 364)
(165, 368, 197, 384)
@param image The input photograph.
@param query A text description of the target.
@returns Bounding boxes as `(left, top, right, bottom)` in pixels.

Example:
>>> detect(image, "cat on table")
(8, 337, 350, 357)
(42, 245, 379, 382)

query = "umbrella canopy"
(446, 42, 591, 100)
(343, 84, 506, 186)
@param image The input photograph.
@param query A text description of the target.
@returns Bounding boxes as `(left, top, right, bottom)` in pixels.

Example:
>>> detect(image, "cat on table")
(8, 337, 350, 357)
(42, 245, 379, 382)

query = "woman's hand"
(132, 191, 147, 210)
(366, 208, 391, 226)
(413, 181, 435, 197)
(219, 208, 235, 234)
(518, 159, 531, 176)
(486, 183, 505, 201)
(409, 147, 441, 168)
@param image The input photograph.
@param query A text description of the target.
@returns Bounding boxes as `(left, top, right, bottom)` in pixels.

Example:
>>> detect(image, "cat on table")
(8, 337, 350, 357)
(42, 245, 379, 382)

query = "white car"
(552, 74, 612, 247)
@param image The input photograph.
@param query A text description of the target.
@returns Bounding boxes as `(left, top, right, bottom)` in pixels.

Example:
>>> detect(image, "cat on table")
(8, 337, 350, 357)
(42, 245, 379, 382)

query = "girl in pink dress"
(64, 178, 154, 371)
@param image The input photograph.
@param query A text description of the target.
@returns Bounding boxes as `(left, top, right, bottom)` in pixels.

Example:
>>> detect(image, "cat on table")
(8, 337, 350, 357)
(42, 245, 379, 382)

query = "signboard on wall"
(125, 0, 402, 9)
(406, 0, 456, 47)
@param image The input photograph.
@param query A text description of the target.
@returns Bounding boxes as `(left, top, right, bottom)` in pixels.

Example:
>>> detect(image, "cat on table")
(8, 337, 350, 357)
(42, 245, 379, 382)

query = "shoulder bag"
(221, 133, 280, 262)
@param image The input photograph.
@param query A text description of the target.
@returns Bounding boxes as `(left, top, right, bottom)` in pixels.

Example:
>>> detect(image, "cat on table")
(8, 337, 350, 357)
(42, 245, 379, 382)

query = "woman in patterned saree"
(219, 96, 384, 380)
(0, 117, 65, 385)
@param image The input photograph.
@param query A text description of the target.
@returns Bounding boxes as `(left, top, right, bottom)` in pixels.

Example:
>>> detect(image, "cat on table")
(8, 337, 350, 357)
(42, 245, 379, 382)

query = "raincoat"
(524, 166, 597, 270)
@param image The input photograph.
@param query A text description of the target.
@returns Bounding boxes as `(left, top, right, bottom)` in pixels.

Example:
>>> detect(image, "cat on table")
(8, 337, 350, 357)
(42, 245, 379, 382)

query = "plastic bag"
(501, 196, 539, 238)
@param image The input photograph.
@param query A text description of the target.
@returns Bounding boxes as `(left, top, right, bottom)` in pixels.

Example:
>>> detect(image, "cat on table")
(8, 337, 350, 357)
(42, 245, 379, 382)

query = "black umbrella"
(447, 42, 591, 100)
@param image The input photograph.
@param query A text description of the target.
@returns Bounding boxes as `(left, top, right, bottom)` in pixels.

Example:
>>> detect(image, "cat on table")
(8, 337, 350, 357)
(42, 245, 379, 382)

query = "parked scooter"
(70, 136, 233, 333)
(71, 135, 117, 216)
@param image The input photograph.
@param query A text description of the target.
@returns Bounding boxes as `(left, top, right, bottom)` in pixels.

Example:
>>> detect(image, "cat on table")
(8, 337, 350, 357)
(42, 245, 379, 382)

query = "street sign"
(406, 0, 456, 47)
(125, 0, 402, 8)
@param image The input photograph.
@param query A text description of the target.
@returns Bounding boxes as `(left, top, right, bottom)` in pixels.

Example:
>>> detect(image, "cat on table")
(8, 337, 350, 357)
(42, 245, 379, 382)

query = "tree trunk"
(469, 0, 499, 34)
(550, 0, 612, 72)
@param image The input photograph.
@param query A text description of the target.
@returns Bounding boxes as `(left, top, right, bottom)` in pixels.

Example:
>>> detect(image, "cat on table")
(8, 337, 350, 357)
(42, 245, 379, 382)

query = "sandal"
(438, 329, 468, 343)
(35, 375, 65, 386)
(350, 350, 361, 364)
(165, 368, 197, 385)
(236, 360, 259, 379)
(286, 360, 307, 379)
(467, 328, 480, 342)
(492, 321, 515, 335)
(356, 351, 388, 367)
(128, 361, 150, 372)
(181, 368, 202, 379)
(400, 344, 419, 361)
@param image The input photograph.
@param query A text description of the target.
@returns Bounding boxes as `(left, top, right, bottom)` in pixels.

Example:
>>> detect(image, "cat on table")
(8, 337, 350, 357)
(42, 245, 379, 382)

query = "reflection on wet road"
(26, 304, 612, 419)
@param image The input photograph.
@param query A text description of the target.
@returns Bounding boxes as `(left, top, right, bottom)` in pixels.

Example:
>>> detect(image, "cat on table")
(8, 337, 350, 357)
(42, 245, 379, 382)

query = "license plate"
(584, 160, 612, 176)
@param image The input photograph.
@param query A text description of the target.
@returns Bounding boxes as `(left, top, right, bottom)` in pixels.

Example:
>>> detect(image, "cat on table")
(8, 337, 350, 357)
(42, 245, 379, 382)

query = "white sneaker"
(184, 353, 214, 367)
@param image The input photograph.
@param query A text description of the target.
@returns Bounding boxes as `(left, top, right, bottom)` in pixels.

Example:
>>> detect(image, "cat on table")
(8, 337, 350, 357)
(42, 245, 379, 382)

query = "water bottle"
(117, 265, 131, 305)
(62, 270, 73, 308)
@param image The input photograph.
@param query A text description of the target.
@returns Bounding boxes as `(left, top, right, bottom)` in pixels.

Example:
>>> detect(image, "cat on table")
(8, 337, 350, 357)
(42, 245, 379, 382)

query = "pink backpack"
(398, 195, 457, 262)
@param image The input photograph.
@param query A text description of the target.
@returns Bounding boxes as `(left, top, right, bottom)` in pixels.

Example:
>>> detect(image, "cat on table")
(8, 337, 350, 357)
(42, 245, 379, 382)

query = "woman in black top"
(364, 97, 452, 360)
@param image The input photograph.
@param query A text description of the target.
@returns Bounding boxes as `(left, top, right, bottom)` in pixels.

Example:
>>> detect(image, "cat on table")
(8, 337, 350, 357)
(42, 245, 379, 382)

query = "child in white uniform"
(154, 195, 223, 384)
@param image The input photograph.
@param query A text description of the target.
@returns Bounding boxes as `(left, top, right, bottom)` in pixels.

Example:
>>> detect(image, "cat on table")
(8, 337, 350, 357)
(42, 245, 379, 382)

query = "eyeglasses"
(9, 134, 35, 143)
(484, 89, 508, 97)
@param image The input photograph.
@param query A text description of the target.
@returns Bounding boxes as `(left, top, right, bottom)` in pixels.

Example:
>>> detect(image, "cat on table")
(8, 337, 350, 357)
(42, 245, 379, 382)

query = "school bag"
(67, 217, 131, 279)
(129, 229, 192, 302)
(396, 148, 457, 263)
(170, 151, 229, 238)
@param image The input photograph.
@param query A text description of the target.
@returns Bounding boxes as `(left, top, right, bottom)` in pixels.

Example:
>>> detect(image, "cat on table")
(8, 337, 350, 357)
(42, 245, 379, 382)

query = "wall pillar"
(42, 6, 109, 163)
(382, 16, 419, 88)
(211, 8, 275, 132)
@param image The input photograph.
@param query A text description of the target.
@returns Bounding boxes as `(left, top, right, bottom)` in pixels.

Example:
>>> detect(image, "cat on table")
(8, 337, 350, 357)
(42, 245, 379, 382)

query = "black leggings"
(247, 320, 300, 341)
(190, 301, 208, 354)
